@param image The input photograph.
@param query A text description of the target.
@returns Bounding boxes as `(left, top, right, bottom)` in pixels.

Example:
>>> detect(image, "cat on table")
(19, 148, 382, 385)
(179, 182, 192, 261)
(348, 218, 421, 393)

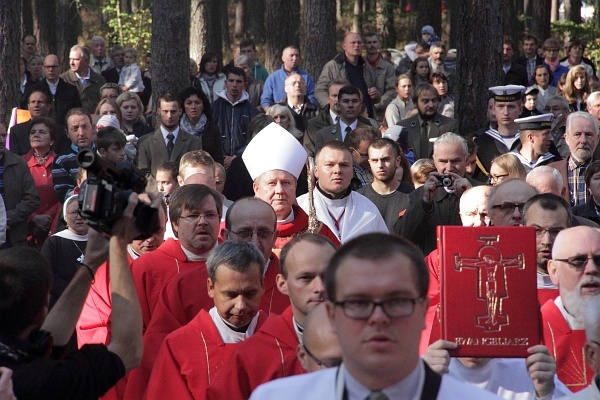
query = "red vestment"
(145, 310, 268, 400)
(131, 238, 207, 329)
(273, 205, 340, 254)
(205, 306, 304, 400)
(541, 300, 593, 392)
(421, 248, 440, 355)
(124, 254, 289, 400)
(538, 288, 559, 305)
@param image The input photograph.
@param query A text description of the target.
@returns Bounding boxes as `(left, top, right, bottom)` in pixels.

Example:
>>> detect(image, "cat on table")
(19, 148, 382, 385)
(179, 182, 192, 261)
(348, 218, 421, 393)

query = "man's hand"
(31, 214, 52, 231)
(423, 340, 457, 374)
(422, 172, 442, 204)
(224, 155, 236, 169)
(446, 172, 472, 196)
(368, 87, 379, 100)
(0, 367, 16, 400)
(525, 345, 556, 398)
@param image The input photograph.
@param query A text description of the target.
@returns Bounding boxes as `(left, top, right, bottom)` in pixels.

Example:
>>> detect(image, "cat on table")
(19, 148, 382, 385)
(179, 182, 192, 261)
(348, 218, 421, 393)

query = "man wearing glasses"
(250, 234, 497, 399)
(348, 126, 378, 189)
(487, 178, 538, 227)
(542, 38, 569, 88)
(545, 225, 600, 392)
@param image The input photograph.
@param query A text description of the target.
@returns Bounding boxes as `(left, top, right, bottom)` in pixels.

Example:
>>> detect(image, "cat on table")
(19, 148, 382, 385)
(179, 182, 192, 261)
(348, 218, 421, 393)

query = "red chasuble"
(205, 306, 304, 400)
(145, 310, 268, 400)
(541, 300, 593, 392)
(131, 238, 207, 329)
(273, 205, 341, 254)
(124, 253, 289, 400)
(537, 288, 559, 306)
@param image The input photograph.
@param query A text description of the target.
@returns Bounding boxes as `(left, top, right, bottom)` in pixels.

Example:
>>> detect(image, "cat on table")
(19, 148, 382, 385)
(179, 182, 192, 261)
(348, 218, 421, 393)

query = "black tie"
(420, 121, 429, 159)
(344, 126, 352, 140)
(166, 133, 175, 158)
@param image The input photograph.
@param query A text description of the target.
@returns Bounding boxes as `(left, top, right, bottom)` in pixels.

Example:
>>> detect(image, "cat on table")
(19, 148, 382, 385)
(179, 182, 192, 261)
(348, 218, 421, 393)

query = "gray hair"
(266, 104, 299, 132)
(70, 45, 90, 61)
(100, 82, 121, 93)
(584, 296, 600, 342)
(91, 36, 106, 45)
(433, 132, 468, 159)
(206, 241, 265, 284)
(526, 166, 563, 193)
(566, 111, 599, 137)
(110, 45, 125, 57)
(545, 95, 569, 110)
(235, 55, 251, 67)
(587, 91, 600, 108)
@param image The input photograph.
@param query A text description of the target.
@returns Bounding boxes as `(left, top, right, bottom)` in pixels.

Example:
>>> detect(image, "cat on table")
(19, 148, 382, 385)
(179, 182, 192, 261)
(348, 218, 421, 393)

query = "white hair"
(526, 166, 563, 193)
(584, 296, 600, 342)
(433, 132, 468, 159)
(566, 111, 599, 136)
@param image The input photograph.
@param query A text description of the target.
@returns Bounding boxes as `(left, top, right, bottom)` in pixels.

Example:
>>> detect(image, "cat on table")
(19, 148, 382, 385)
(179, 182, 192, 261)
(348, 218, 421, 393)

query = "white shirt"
(161, 126, 180, 145)
(209, 306, 260, 343)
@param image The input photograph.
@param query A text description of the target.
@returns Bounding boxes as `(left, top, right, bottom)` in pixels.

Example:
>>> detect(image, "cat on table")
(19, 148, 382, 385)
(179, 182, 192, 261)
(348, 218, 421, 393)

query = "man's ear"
(296, 343, 309, 371)
(584, 342, 599, 372)
(98, 148, 107, 157)
(548, 260, 559, 286)
(276, 274, 288, 296)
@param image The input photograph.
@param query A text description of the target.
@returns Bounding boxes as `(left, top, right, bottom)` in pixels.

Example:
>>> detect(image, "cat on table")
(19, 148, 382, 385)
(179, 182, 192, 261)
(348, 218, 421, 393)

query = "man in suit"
(89, 36, 114, 75)
(101, 45, 125, 84)
(398, 83, 459, 160)
(10, 89, 52, 156)
(515, 34, 544, 86)
(137, 92, 203, 192)
(314, 86, 371, 154)
(60, 45, 106, 115)
(502, 36, 529, 88)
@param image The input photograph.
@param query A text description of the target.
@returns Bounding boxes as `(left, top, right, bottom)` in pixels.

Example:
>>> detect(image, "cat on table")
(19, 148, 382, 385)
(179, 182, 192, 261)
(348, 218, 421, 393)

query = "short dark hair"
(315, 140, 352, 163)
(329, 77, 351, 90)
(65, 108, 92, 127)
(206, 241, 265, 284)
(178, 86, 212, 121)
(96, 126, 126, 151)
(522, 34, 539, 46)
(168, 184, 223, 225)
(279, 233, 336, 278)
(370, 138, 412, 183)
(503, 35, 515, 50)
(532, 65, 554, 87)
(0, 247, 52, 337)
(29, 116, 58, 142)
(348, 125, 379, 149)
(465, 137, 478, 156)
(338, 85, 361, 99)
(429, 72, 448, 84)
(412, 83, 438, 104)
(325, 233, 429, 301)
(157, 161, 179, 181)
(199, 52, 221, 74)
(584, 160, 600, 188)
(567, 39, 585, 53)
(158, 92, 181, 109)
(523, 193, 572, 227)
(28, 89, 51, 105)
(239, 38, 256, 50)
(227, 66, 246, 81)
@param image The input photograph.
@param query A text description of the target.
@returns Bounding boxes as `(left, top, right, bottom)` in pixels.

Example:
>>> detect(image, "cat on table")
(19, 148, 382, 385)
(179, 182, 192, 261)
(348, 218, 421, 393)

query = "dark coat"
(398, 113, 459, 160)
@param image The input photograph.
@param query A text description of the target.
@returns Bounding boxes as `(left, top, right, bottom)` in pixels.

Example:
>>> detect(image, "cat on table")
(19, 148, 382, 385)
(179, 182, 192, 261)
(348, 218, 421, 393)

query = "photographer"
(0, 191, 159, 400)
(395, 133, 484, 254)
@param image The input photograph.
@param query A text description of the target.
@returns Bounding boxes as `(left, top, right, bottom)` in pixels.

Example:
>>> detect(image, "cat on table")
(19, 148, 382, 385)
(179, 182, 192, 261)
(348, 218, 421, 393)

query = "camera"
(436, 174, 453, 188)
(77, 149, 161, 239)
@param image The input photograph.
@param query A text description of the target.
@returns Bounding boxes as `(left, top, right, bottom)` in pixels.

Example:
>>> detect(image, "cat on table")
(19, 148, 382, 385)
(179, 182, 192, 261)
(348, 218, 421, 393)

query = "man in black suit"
(502, 37, 529, 88)
(101, 45, 125, 84)
(398, 83, 459, 160)
(515, 34, 544, 86)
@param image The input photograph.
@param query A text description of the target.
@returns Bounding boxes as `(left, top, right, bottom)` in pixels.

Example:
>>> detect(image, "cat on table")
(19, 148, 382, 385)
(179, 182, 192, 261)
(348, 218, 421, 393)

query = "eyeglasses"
(179, 212, 219, 222)
(332, 297, 422, 319)
(351, 148, 369, 159)
(553, 255, 600, 271)
(545, 49, 559, 53)
(229, 228, 275, 240)
(491, 202, 525, 214)
(43, 65, 59, 69)
(488, 173, 508, 184)
(591, 340, 600, 347)
(543, 106, 565, 112)
(101, 94, 119, 99)
(534, 227, 563, 239)
(302, 344, 342, 368)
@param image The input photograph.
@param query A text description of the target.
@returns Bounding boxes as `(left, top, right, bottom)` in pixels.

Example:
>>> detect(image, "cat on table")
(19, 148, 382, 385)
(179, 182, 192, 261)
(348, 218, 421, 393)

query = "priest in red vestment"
(124, 198, 289, 400)
(243, 122, 340, 254)
(145, 241, 270, 399)
(545, 225, 600, 392)
(131, 185, 221, 329)
(205, 233, 337, 400)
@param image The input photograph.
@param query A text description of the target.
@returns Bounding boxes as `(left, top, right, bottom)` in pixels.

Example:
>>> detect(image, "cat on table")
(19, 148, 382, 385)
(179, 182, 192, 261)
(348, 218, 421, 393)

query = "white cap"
(488, 85, 526, 102)
(242, 122, 308, 180)
(96, 114, 121, 130)
(514, 113, 554, 130)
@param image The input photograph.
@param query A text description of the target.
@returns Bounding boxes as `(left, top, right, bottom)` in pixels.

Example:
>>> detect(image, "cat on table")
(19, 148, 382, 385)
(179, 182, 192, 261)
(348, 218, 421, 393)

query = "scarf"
(179, 113, 208, 138)
(202, 73, 217, 91)
(32, 149, 52, 166)
(545, 58, 559, 71)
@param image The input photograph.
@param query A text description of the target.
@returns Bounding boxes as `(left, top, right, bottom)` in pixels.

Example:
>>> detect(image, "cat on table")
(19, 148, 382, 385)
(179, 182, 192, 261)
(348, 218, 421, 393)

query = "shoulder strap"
(420, 361, 442, 400)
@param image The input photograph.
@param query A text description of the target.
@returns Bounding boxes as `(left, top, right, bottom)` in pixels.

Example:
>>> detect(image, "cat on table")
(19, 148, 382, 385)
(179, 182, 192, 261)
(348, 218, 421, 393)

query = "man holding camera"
(395, 133, 483, 254)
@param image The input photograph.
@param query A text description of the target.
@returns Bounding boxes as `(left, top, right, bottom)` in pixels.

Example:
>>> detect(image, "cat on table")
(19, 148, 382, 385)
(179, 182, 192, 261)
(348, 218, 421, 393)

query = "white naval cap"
(242, 122, 308, 180)
(514, 113, 554, 130)
(489, 85, 526, 102)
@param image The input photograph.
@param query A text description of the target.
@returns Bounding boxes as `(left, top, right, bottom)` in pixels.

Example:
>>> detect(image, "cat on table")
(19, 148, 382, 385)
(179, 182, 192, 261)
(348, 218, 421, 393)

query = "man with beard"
(523, 194, 572, 305)
(545, 226, 600, 392)
(348, 125, 379, 189)
(549, 112, 600, 206)
(398, 83, 459, 160)
(358, 138, 413, 232)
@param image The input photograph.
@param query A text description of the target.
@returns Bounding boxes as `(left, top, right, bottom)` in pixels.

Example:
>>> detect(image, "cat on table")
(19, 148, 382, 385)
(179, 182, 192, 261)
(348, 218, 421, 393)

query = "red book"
(437, 226, 541, 357)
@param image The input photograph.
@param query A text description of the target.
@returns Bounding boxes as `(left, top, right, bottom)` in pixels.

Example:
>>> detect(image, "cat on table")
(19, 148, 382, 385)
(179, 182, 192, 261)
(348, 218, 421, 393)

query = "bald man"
(488, 179, 538, 227)
(296, 303, 342, 373)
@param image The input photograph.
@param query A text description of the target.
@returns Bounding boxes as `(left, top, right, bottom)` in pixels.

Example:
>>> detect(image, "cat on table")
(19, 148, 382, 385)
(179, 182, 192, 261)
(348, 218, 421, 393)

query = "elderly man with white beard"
(544, 226, 600, 393)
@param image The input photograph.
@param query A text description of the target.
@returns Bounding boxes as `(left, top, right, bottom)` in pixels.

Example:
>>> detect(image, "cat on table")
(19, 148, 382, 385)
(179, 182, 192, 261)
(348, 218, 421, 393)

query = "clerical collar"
(555, 296, 584, 330)
(292, 317, 304, 344)
(180, 244, 209, 261)
(127, 245, 141, 260)
(209, 307, 260, 344)
(277, 209, 295, 224)
(316, 182, 351, 200)
(338, 360, 424, 400)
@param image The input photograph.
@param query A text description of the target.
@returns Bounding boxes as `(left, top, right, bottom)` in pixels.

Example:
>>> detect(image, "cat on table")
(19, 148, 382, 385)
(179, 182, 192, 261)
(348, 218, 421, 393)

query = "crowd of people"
(1, 25, 600, 399)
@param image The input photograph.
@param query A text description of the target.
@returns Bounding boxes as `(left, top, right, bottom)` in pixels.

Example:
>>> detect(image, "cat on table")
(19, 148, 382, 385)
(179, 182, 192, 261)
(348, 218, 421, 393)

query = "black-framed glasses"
(332, 297, 422, 320)
(553, 255, 600, 271)
(350, 147, 369, 159)
(591, 340, 600, 347)
(229, 228, 275, 240)
(491, 202, 526, 214)
(302, 344, 342, 368)
(534, 227, 563, 239)
(43, 65, 60, 69)
(488, 173, 509, 184)
(179, 212, 219, 223)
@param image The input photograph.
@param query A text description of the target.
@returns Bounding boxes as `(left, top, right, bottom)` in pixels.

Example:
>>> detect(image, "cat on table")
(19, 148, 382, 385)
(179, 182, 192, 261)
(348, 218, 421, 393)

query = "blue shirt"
(260, 65, 317, 109)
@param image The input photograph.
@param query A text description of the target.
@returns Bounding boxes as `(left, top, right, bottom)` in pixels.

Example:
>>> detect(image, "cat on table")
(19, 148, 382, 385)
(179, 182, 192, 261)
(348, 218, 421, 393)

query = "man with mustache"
(545, 225, 600, 392)
(549, 112, 600, 206)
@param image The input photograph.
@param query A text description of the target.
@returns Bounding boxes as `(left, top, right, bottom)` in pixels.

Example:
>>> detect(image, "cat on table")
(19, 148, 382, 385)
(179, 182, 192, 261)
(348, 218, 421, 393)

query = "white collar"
(53, 229, 88, 241)
(209, 306, 260, 343)
(339, 361, 424, 400)
(161, 125, 180, 140)
(555, 296, 584, 330)
(277, 209, 295, 224)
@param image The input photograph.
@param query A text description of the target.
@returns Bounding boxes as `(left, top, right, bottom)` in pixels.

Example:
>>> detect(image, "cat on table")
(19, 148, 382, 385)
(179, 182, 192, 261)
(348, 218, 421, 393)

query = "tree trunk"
(246, 0, 266, 43)
(594, 0, 600, 28)
(190, 0, 222, 64)
(353, 0, 362, 33)
(376, 0, 396, 47)
(336, 0, 342, 23)
(447, 0, 459, 48)
(530, 0, 551, 43)
(385, 1, 396, 48)
(55, 0, 81, 70)
(417, 0, 441, 39)
(503, 0, 523, 50)
(151, 0, 190, 105)
(0, 0, 22, 125)
(265, 0, 298, 73)
(131, 0, 139, 13)
(32, 0, 56, 56)
(456, 0, 503, 135)
(550, 0, 559, 22)
(301, 0, 336, 80)
(234, 0, 245, 38)
(564, 0, 582, 23)
(21, 0, 32, 44)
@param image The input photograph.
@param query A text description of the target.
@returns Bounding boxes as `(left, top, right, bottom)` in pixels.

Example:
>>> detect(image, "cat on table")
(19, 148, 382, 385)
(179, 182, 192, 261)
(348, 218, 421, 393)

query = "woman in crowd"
(430, 72, 454, 118)
(411, 159, 436, 189)
(266, 104, 303, 141)
(95, 98, 123, 125)
(529, 65, 556, 112)
(41, 195, 88, 306)
(385, 74, 414, 126)
(116, 92, 153, 138)
(178, 86, 224, 165)
(22, 117, 60, 247)
(561, 65, 590, 112)
(488, 153, 527, 186)
(409, 57, 431, 88)
(194, 52, 226, 104)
